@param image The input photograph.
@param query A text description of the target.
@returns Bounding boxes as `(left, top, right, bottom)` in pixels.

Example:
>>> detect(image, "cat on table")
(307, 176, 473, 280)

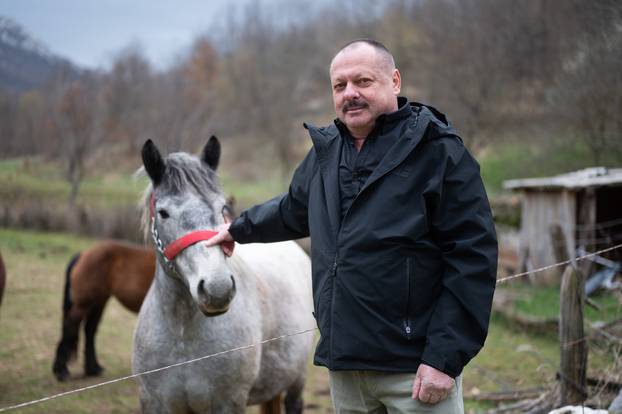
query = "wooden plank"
(520, 192, 576, 285)
(559, 264, 588, 405)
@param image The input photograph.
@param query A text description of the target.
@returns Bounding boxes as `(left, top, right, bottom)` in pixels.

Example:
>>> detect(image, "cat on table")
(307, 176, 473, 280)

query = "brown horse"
(0, 250, 5, 308)
(52, 240, 155, 381)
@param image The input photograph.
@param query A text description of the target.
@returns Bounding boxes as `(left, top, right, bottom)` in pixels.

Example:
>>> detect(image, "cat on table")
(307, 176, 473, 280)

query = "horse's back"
(103, 241, 155, 311)
(71, 240, 155, 312)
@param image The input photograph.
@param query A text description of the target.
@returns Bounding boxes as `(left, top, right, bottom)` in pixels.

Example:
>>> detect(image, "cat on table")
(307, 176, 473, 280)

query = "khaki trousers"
(329, 371, 464, 414)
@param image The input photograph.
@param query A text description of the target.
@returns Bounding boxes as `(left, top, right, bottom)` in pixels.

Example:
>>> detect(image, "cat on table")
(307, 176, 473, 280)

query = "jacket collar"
(304, 101, 438, 232)
(303, 122, 342, 234)
(304, 101, 436, 174)
(358, 107, 425, 194)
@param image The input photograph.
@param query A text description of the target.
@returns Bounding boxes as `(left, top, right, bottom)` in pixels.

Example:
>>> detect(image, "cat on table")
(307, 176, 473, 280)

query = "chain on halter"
(150, 193, 178, 274)
(151, 214, 178, 274)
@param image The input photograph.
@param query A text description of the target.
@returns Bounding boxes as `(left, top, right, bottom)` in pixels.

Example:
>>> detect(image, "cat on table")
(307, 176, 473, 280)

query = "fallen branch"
(470, 388, 548, 402)
(484, 388, 556, 414)
(586, 376, 622, 393)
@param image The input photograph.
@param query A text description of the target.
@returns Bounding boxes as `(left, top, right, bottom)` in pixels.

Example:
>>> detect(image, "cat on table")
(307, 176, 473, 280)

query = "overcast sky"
(2, 0, 256, 69)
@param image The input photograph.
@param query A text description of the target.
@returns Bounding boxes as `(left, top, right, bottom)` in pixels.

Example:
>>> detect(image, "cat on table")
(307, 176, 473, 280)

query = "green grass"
(507, 284, 621, 325)
(0, 228, 137, 414)
(220, 173, 288, 211)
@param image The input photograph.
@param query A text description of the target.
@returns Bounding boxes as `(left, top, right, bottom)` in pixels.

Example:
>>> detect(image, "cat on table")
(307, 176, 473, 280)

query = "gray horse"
(133, 138, 315, 414)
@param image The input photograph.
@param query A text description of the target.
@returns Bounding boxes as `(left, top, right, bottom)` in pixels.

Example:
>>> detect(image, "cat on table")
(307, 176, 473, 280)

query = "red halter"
(150, 193, 234, 261)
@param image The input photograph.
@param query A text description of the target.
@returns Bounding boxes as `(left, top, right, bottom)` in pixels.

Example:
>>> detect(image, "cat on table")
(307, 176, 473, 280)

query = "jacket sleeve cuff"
(228, 216, 249, 243)
(420, 349, 461, 378)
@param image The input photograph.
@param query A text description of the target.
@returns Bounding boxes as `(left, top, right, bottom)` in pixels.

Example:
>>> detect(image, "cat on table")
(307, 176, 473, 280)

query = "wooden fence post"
(552, 225, 588, 405)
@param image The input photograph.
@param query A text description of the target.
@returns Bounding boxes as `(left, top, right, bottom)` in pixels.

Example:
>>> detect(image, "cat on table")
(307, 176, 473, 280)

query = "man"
(207, 39, 498, 413)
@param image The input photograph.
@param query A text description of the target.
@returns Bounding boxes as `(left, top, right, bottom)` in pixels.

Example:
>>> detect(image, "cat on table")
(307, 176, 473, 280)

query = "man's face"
(330, 45, 401, 138)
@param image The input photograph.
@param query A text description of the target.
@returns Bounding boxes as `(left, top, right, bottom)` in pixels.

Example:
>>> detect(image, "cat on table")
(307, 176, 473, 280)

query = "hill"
(0, 16, 80, 93)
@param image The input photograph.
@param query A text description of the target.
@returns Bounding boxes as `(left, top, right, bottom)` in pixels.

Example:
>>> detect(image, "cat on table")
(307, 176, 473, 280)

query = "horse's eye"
(158, 209, 170, 219)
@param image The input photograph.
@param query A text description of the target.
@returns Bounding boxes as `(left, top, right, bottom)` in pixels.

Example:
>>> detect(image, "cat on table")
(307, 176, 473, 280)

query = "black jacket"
(229, 102, 498, 377)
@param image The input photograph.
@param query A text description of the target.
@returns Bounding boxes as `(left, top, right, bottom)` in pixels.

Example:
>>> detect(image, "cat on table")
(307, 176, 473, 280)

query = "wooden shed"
(503, 167, 622, 284)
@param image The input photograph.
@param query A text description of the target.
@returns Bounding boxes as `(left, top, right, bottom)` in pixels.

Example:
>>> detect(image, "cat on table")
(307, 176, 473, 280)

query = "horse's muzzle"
(196, 275, 236, 316)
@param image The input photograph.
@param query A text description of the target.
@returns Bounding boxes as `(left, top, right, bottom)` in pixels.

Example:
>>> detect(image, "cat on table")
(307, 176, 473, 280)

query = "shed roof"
(503, 167, 622, 191)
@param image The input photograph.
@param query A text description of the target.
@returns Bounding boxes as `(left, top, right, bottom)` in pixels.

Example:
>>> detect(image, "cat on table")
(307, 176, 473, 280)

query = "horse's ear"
(223, 196, 236, 223)
(201, 136, 220, 171)
(142, 139, 166, 185)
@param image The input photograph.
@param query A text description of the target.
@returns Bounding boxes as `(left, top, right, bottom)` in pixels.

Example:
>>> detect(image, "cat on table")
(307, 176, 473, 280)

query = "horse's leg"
(283, 378, 305, 414)
(52, 309, 83, 381)
(84, 302, 107, 376)
(140, 394, 174, 414)
(53, 252, 82, 382)
(260, 394, 282, 414)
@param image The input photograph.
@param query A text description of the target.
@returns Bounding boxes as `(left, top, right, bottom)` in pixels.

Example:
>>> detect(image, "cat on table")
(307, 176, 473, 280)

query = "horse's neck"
(153, 266, 200, 322)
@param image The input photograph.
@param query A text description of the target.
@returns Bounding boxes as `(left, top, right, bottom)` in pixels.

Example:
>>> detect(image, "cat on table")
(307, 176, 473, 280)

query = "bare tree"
(0, 91, 18, 156)
(50, 74, 106, 205)
(105, 45, 153, 152)
(14, 90, 47, 155)
(552, 30, 622, 164)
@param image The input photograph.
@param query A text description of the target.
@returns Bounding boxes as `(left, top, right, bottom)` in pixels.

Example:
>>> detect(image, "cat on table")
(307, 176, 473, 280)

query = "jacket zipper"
(318, 110, 422, 365)
(328, 252, 338, 365)
(404, 257, 413, 340)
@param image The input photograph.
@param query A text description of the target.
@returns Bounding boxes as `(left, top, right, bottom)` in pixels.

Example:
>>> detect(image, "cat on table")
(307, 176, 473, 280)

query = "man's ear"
(392, 68, 401, 95)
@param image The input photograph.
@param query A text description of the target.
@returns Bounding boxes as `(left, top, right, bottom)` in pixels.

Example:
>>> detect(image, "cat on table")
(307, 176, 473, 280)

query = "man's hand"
(412, 363, 455, 405)
(206, 223, 234, 257)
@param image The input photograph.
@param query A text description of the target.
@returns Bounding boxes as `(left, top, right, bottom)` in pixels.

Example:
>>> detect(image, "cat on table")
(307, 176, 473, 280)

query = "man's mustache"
(342, 100, 368, 113)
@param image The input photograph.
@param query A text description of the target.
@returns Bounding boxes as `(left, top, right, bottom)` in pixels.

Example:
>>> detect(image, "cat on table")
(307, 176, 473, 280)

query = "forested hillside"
(1, 0, 621, 198)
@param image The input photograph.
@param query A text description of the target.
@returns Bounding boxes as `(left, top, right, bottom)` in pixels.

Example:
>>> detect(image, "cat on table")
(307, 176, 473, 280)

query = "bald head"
(330, 39, 396, 75)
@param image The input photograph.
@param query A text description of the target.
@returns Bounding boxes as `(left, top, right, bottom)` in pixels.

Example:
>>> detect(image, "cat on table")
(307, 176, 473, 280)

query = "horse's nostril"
(230, 275, 236, 293)
(198, 279, 206, 295)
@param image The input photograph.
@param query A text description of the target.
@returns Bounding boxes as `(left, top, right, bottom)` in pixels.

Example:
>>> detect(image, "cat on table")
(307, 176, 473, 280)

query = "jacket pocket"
(313, 259, 336, 323)
(403, 257, 414, 340)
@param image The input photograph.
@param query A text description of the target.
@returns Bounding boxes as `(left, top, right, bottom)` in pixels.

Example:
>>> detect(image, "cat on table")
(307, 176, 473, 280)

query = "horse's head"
(141, 137, 235, 317)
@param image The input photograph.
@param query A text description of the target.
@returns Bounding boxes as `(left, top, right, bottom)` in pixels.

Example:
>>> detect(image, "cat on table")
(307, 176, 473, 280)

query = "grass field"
(2, 138, 619, 211)
(0, 156, 285, 211)
(0, 228, 619, 413)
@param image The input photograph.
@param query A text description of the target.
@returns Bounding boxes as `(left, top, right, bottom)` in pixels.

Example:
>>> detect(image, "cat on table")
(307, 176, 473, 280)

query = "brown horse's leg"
(84, 302, 107, 376)
(52, 310, 82, 381)
(260, 394, 283, 414)
(53, 253, 82, 382)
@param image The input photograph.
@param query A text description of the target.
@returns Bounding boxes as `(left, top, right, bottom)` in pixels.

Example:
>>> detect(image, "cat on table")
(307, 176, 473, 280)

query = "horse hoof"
(53, 367, 70, 382)
(85, 365, 104, 377)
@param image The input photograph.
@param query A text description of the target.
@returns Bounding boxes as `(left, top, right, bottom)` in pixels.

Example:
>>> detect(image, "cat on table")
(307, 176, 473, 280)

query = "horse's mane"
(137, 152, 224, 243)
